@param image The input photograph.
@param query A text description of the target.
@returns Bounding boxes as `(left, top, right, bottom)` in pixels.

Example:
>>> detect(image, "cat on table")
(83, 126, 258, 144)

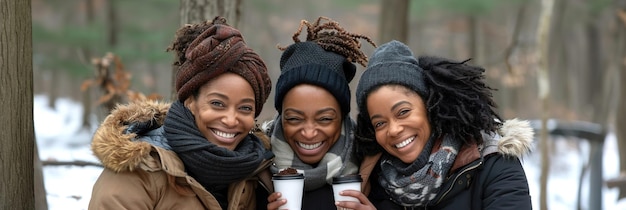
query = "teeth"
(395, 137, 415, 148)
(214, 130, 236, 138)
(297, 141, 322, 150)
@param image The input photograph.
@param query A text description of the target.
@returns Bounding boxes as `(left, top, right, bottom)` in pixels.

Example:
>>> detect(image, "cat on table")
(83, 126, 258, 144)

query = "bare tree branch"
(41, 160, 103, 168)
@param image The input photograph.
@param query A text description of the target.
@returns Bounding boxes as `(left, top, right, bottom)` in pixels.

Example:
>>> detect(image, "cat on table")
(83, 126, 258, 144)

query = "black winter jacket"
(368, 153, 531, 210)
(360, 119, 534, 210)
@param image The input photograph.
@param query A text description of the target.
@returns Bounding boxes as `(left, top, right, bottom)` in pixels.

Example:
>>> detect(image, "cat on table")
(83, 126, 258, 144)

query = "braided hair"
(279, 16, 376, 67)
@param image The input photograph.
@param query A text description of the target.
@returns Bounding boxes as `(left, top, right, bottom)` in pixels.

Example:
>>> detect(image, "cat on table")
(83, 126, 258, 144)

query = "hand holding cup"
(271, 168, 304, 210)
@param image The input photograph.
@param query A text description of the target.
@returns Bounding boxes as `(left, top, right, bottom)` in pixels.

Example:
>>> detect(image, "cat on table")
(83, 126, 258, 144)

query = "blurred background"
(30, 0, 626, 209)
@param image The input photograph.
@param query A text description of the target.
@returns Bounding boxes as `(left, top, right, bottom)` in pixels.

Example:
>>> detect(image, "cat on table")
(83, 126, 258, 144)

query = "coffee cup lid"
(272, 173, 304, 180)
(332, 174, 362, 184)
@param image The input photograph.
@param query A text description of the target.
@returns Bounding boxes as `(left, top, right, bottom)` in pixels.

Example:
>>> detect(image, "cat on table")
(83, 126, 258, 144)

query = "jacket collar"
(91, 100, 171, 172)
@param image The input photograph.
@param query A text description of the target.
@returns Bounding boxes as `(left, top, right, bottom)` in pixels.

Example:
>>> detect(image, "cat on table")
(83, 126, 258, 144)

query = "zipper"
(434, 160, 483, 204)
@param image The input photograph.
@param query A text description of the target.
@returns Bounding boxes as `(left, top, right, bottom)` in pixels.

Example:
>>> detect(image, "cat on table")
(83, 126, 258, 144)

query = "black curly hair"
(355, 56, 502, 158)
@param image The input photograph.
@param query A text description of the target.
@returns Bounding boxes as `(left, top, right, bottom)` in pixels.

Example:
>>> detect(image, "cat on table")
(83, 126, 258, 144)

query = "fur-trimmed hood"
(484, 118, 535, 157)
(91, 100, 171, 173)
(90, 100, 272, 173)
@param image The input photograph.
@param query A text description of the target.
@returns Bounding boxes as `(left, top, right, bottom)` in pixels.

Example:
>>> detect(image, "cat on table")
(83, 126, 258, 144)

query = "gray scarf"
(379, 135, 462, 207)
(269, 115, 359, 191)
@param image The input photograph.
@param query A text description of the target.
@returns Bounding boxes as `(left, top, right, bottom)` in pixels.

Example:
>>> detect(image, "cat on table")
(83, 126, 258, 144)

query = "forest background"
(32, 0, 624, 129)
(5, 0, 626, 209)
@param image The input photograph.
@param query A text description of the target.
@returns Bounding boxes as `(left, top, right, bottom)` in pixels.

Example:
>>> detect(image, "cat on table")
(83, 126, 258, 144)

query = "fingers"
(335, 190, 376, 210)
(340, 190, 370, 204)
(267, 199, 287, 210)
(335, 201, 376, 210)
(267, 192, 287, 210)
(267, 192, 281, 202)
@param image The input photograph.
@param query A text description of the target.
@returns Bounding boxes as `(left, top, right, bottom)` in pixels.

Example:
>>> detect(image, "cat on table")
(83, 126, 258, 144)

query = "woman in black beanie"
(88, 17, 273, 210)
(265, 16, 375, 210)
(338, 40, 534, 210)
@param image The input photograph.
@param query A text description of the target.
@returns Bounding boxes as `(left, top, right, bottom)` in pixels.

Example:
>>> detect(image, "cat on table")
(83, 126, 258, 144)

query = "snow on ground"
(34, 95, 626, 210)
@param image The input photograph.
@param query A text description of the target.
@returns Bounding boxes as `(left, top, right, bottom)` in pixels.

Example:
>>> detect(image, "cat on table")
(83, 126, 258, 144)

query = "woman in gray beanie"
(264, 17, 375, 210)
(336, 40, 534, 210)
(89, 17, 274, 210)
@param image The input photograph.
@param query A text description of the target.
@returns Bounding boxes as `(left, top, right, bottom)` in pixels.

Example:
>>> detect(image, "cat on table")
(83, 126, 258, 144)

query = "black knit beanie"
(275, 41, 356, 115)
(356, 40, 429, 122)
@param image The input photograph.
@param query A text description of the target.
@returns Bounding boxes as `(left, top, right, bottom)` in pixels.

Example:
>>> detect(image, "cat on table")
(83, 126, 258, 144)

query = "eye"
(318, 116, 335, 123)
(373, 121, 385, 129)
(397, 108, 410, 117)
(210, 100, 225, 108)
(240, 105, 253, 111)
(284, 116, 302, 123)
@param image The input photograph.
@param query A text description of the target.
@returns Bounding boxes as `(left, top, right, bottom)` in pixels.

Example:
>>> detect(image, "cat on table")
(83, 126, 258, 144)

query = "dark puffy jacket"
(302, 184, 337, 210)
(359, 119, 534, 210)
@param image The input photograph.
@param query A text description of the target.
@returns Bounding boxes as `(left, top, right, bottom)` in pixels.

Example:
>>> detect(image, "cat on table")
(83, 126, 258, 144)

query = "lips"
(213, 129, 237, 138)
(395, 136, 415, 148)
(297, 141, 323, 150)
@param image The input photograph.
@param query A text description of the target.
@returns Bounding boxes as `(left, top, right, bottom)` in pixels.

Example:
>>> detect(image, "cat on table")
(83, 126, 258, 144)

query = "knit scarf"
(269, 115, 359, 191)
(379, 134, 462, 207)
(163, 101, 268, 196)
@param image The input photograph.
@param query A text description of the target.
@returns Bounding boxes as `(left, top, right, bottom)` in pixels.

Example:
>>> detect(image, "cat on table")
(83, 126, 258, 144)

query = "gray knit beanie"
(275, 41, 356, 115)
(356, 40, 428, 120)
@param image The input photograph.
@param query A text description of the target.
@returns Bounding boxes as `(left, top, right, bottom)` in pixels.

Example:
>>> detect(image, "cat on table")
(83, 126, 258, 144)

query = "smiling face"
(366, 85, 431, 164)
(281, 84, 343, 165)
(185, 73, 256, 151)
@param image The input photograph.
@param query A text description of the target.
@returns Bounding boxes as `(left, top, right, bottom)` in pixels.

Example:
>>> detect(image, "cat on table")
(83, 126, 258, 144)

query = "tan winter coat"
(88, 100, 273, 210)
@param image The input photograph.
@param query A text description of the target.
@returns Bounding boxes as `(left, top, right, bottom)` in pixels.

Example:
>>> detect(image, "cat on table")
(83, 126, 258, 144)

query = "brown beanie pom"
(174, 17, 271, 117)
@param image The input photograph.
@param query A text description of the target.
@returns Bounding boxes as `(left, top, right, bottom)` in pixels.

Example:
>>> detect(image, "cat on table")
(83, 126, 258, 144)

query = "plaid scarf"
(269, 115, 359, 191)
(379, 135, 462, 207)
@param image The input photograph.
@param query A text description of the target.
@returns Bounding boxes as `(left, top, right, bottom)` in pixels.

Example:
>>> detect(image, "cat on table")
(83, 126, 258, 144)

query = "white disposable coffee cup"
(272, 173, 305, 210)
(332, 174, 363, 203)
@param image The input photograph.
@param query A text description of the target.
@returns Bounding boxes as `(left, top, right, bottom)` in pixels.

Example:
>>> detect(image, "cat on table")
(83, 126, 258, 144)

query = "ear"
(184, 96, 196, 115)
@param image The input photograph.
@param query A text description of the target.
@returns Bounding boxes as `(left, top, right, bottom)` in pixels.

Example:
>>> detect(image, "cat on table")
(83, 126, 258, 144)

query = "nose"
(387, 119, 403, 137)
(221, 109, 239, 127)
(300, 122, 318, 139)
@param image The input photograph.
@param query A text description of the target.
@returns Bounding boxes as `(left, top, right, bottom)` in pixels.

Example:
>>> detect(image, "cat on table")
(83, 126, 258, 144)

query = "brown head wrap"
(174, 18, 271, 117)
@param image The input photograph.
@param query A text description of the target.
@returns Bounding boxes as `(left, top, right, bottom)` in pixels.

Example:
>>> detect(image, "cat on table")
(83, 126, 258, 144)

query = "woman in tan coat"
(88, 17, 273, 210)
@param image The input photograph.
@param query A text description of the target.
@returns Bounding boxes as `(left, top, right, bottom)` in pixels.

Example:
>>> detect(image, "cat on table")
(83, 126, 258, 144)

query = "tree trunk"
(82, 1, 95, 129)
(86, 0, 95, 23)
(377, 0, 408, 44)
(550, 0, 568, 109)
(0, 0, 36, 209)
(180, 0, 241, 26)
(615, 3, 626, 199)
(468, 15, 480, 62)
(107, 0, 118, 47)
(47, 70, 58, 109)
(536, 0, 555, 209)
(500, 1, 530, 118)
(587, 11, 609, 123)
(172, 0, 242, 100)
(34, 144, 48, 210)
